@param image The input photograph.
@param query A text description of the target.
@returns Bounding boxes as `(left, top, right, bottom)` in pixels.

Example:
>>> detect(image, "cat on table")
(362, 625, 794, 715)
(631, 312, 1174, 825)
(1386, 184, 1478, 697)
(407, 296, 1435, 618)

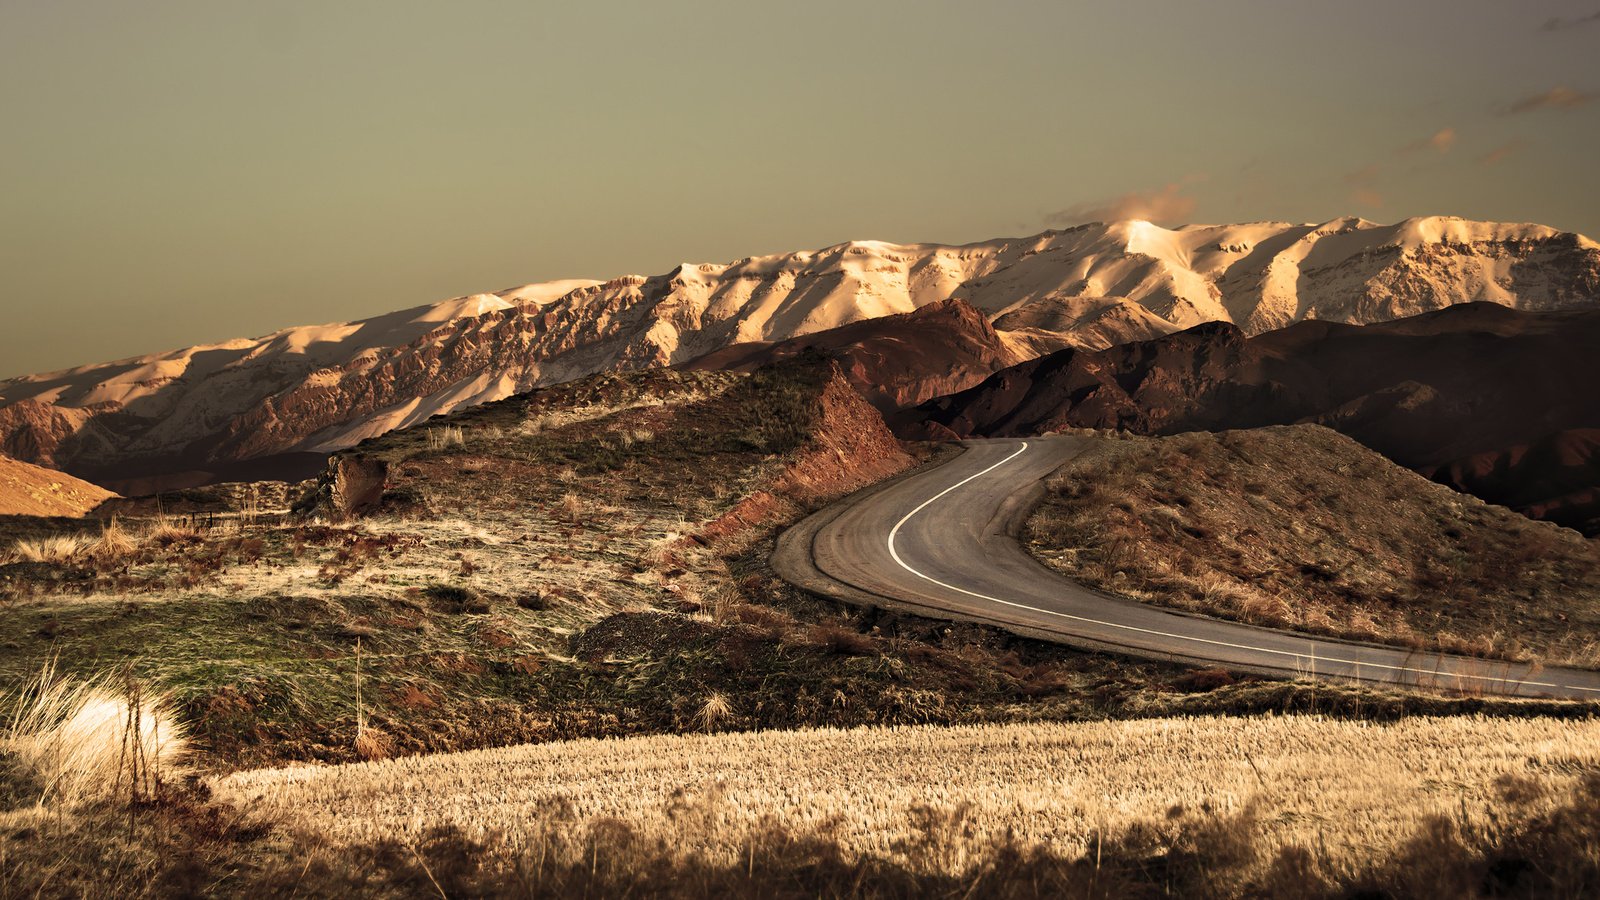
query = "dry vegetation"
(13, 366, 1558, 779)
(200, 715, 1600, 898)
(1027, 426, 1600, 667)
(0, 365, 910, 766)
(218, 715, 1600, 869)
(2, 663, 188, 809)
(4, 362, 1355, 775)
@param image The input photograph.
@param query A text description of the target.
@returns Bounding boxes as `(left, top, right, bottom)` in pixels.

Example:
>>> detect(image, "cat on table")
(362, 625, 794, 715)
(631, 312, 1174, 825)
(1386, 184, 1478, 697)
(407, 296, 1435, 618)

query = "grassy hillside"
(1026, 426, 1600, 667)
(0, 363, 917, 764)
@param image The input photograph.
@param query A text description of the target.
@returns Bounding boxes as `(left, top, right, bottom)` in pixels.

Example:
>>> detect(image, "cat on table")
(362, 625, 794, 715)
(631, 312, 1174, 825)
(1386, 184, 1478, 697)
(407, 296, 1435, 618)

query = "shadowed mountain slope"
(682, 298, 1040, 411)
(897, 303, 1600, 533)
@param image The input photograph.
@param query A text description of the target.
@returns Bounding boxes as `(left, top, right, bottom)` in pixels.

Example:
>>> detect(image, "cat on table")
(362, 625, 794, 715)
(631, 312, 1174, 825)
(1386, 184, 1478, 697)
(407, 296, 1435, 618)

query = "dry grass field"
(3, 669, 1598, 897)
(205, 714, 1600, 897)
(1026, 426, 1600, 667)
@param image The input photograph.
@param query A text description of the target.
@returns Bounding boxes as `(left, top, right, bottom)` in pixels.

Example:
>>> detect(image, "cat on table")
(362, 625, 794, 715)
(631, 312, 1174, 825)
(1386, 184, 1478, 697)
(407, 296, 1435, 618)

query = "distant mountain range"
(1, 215, 1596, 493)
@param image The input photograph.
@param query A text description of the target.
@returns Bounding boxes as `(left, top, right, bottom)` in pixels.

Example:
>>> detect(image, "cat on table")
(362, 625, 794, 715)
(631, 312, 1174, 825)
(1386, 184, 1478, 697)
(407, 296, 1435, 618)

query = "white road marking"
(883, 440, 1600, 696)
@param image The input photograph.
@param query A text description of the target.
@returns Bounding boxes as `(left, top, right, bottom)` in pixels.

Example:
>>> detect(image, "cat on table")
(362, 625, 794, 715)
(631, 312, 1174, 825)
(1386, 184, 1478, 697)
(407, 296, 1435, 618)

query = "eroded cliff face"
(698, 363, 914, 545)
(1422, 429, 1600, 536)
(2, 217, 1595, 487)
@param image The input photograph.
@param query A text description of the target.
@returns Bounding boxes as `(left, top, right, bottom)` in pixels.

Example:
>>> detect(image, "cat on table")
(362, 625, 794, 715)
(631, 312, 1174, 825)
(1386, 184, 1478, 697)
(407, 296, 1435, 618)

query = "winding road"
(773, 435, 1600, 699)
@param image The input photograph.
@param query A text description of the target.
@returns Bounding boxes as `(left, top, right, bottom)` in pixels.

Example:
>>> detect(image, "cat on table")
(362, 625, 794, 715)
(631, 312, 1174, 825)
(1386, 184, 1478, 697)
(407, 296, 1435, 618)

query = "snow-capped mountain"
(2, 216, 1596, 490)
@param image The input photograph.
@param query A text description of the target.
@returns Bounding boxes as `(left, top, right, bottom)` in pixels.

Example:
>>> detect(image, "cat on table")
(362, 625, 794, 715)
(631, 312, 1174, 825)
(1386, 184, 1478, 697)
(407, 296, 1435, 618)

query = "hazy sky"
(2, 1, 1597, 377)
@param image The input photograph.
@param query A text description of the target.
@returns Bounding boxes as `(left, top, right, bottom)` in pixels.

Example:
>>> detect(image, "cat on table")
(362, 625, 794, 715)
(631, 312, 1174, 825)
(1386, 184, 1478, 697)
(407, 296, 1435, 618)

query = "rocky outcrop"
(294, 455, 390, 522)
(698, 364, 912, 544)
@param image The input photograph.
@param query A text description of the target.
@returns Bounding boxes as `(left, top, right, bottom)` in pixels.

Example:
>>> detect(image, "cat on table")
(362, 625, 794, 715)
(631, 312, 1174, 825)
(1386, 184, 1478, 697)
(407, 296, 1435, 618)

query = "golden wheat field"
(215, 715, 1600, 877)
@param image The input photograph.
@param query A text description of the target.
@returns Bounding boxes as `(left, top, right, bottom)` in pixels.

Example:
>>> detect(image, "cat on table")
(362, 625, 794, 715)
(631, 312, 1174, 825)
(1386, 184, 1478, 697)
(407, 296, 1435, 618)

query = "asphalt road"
(774, 435, 1600, 699)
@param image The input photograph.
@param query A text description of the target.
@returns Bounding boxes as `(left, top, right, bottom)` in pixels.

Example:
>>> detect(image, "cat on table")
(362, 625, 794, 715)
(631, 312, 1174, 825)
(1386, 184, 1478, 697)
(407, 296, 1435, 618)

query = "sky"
(2, 0, 1597, 377)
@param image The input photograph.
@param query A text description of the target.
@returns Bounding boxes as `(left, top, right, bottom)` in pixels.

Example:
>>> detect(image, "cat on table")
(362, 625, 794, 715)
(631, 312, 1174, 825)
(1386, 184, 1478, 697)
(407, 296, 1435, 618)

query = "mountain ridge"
(3, 215, 1596, 491)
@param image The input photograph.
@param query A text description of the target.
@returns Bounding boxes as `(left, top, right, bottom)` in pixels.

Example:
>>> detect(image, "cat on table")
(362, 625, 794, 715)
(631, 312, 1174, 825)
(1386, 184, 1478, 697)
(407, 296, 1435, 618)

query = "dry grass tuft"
(426, 425, 466, 450)
(806, 622, 877, 656)
(3, 662, 187, 807)
(145, 513, 200, 547)
(11, 534, 95, 564)
(695, 692, 735, 731)
(354, 727, 392, 761)
(560, 491, 584, 521)
(92, 516, 140, 559)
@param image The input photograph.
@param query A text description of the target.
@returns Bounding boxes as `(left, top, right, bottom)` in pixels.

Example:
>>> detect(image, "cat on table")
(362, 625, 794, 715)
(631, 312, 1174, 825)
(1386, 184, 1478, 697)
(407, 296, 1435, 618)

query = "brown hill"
(1026, 426, 1600, 665)
(897, 303, 1600, 533)
(0, 453, 115, 517)
(682, 298, 1035, 412)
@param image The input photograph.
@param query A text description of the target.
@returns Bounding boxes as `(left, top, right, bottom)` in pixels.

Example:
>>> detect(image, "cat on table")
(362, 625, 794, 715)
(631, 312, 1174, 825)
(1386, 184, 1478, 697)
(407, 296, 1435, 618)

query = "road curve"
(773, 435, 1600, 700)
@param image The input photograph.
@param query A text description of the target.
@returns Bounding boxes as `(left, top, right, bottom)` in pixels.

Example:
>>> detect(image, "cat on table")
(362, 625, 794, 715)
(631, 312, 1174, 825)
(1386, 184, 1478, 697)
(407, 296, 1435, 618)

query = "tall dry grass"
(426, 425, 466, 450)
(11, 534, 95, 564)
(93, 516, 139, 558)
(215, 714, 1600, 886)
(7, 514, 199, 566)
(3, 662, 188, 807)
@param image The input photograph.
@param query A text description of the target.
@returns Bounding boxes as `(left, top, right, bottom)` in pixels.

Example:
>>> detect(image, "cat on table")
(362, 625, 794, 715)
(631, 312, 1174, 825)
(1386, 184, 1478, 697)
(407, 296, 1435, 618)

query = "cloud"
(1399, 128, 1456, 154)
(1343, 163, 1382, 186)
(1350, 188, 1384, 208)
(1541, 10, 1600, 31)
(1477, 140, 1526, 166)
(1506, 86, 1597, 113)
(1342, 163, 1384, 208)
(1045, 183, 1197, 227)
